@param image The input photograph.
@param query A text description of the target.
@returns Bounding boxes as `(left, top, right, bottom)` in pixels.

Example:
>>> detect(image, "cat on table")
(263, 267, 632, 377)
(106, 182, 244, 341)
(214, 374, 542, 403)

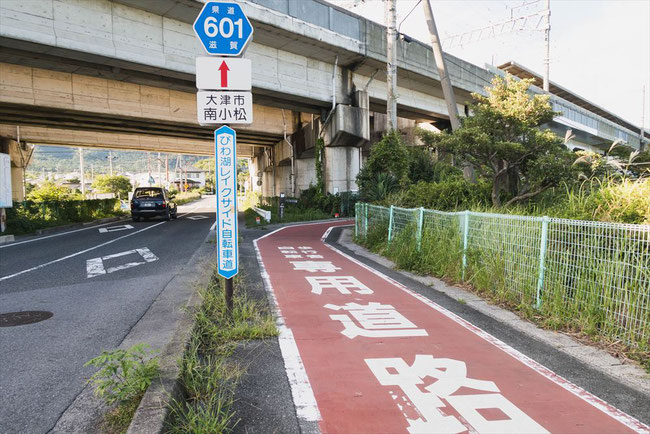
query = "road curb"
(333, 226, 650, 398)
(0, 234, 15, 245)
(125, 231, 216, 434)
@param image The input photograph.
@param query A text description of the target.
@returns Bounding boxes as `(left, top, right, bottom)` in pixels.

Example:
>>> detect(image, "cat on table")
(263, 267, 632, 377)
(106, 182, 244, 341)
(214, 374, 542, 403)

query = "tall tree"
(421, 75, 574, 207)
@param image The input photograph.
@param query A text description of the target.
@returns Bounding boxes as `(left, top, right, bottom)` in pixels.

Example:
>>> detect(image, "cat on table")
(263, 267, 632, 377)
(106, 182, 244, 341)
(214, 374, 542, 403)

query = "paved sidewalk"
(254, 221, 649, 433)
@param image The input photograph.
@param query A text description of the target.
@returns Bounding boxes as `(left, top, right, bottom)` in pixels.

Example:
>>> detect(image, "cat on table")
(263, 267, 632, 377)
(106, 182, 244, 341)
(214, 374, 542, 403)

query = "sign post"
(194, 1, 254, 314)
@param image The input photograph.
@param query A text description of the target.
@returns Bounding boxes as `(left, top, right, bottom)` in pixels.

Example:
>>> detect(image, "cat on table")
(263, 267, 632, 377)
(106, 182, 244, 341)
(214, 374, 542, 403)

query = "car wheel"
(165, 210, 171, 221)
(172, 211, 178, 219)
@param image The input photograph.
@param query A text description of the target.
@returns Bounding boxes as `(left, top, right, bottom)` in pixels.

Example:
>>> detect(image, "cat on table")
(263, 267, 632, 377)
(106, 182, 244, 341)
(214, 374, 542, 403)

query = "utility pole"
(422, 0, 461, 131)
(543, 0, 551, 92)
(165, 154, 169, 185)
(107, 150, 115, 175)
(91, 164, 94, 181)
(641, 85, 647, 151)
(157, 152, 162, 187)
(385, 0, 398, 130)
(79, 148, 86, 198)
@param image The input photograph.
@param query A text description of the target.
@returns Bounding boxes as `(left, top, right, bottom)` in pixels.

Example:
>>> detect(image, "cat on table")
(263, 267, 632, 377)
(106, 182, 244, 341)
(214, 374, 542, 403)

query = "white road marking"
(86, 247, 159, 278)
(0, 222, 165, 281)
(210, 221, 217, 230)
(98, 224, 133, 233)
(187, 215, 209, 220)
(0, 221, 119, 248)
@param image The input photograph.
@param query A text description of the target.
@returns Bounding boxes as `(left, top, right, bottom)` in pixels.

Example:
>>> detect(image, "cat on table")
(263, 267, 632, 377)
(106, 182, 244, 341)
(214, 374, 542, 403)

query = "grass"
(101, 393, 143, 434)
(174, 191, 202, 206)
(356, 209, 650, 372)
(166, 270, 278, 433)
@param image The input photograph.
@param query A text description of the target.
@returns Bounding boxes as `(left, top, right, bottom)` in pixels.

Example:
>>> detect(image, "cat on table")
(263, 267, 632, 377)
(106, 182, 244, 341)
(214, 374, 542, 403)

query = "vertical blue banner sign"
(215, 125, 238, 279)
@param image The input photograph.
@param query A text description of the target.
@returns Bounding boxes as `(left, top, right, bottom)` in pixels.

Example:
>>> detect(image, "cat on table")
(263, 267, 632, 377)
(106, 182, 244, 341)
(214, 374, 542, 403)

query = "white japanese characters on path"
(254, 222, 648, 433)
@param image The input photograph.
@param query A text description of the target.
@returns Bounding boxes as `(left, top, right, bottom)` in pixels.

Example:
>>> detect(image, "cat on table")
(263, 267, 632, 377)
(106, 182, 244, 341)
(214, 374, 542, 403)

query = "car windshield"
(135, 188, 163, 199)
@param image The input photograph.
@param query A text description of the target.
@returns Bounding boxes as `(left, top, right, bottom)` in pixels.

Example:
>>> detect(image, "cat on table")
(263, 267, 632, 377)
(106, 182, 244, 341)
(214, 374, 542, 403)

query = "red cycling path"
(254, 220, 648, 434)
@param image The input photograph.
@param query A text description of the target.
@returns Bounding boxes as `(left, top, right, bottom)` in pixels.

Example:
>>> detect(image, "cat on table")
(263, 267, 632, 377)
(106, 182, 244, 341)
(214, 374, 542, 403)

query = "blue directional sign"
(193, 2, 253, 56)
(215, 126, 238, 279)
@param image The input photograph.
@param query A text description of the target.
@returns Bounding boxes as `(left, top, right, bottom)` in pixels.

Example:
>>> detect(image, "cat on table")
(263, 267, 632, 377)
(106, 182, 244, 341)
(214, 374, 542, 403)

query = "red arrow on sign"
(218, 61, 230, 88)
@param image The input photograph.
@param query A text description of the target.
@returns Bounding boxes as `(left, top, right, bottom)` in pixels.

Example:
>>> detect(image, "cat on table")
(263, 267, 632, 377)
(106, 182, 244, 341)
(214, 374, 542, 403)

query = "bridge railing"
(355, 202, 650, 349)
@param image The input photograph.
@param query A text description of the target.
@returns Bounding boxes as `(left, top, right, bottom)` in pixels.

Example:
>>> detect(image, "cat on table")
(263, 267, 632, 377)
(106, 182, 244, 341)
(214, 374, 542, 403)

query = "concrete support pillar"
(324, 146, 360, 194)
(11, 165, 24, 201)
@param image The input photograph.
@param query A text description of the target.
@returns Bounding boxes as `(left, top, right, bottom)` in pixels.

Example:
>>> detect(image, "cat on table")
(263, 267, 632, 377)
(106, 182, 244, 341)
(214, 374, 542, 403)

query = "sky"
(328, 0, 650, 131)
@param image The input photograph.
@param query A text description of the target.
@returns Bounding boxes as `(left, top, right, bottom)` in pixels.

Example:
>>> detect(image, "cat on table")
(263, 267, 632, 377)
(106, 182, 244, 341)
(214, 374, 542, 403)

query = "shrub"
(400, 180, 492, 210)
(84, 344, 159, 406)
(357, 130, 410, 199)
(27, 181, 72, 202)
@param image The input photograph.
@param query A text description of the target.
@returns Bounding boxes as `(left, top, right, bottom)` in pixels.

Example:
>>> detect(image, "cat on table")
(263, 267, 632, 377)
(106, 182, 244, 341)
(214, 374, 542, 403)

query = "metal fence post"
(462, 210, 470, 280)
(364, 203, 368, 237)
(388, 205, 394, 245)
(354, 202, 359, 238)
(536, 216, 550, 309)
(417, 207, 424, 251)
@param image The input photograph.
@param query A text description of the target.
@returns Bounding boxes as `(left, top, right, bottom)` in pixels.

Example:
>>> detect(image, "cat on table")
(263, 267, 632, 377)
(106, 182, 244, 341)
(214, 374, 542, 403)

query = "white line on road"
(0, 221, 119, 249)
(98, 224, 134, 233)
(86, 247, 159, 278)
(0, 222, 166, 282)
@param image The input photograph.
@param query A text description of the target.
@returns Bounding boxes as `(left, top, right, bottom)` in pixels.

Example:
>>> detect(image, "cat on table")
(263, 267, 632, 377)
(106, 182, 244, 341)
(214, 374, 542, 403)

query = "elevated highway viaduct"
(1, 0, 647, 200)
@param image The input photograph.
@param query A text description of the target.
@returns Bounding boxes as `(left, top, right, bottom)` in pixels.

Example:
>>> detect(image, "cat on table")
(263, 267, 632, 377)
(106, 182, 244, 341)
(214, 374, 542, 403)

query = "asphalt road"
(0, 196, 216, 434)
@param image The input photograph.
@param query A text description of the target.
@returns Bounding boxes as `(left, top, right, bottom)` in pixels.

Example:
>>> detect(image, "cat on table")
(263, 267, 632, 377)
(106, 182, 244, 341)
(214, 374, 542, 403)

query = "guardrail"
(251, 206, 271, 222)
(355, 202, 650, 348)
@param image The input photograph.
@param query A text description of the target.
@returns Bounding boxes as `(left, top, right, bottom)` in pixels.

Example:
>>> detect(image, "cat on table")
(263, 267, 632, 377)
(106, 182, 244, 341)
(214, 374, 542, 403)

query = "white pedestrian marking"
(98, 224, 134, 233)
(86, 247, 159, 278)
(325, 302, 428, 339)
(306, 254, 323, 259)
(366, 355, 548, 434)
(305, 276, 372, 295)
(291, 261, 341, 273)
(187, 215, 209, 220)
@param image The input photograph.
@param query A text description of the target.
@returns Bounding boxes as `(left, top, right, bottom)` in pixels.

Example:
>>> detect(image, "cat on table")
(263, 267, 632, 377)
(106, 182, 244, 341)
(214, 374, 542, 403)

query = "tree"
(27, 181, 72, 202)
(194, 158, 215, 191)
(92, 175, 132, 199)
(357, 130, 410, 200)
(420, 75, 574, 207)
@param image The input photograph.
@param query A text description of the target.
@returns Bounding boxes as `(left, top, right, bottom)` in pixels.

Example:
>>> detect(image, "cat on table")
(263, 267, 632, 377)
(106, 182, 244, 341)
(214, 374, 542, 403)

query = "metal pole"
(422, 0, 461, 130)
(79, 148, 85, 199)
(388, 205, 394, 244)
(364, 203, 368, 237)
(461, 210, 469, 280)
(417, 207, 424, 251)
(385, 0, 398, 130)
(165, 155, 169, 184)
(536, 216, 550, 308)
(225, 277, 234, 316)
(108, 150, 114, 176)
(543, 0, 550, 92)
(641, 85, 646, 151)
(157, 152, 161, 187)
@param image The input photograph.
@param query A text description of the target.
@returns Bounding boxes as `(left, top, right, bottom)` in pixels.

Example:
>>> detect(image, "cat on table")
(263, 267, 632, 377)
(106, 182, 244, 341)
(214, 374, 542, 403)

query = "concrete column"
(324, 146, 360, 194)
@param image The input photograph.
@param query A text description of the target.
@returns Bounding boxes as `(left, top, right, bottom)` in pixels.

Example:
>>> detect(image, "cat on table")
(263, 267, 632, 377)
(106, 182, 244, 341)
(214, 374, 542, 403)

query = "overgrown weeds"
(84, 344, 159, 433)
(356, 219, 650, 372)
(166, 271, 278, 433)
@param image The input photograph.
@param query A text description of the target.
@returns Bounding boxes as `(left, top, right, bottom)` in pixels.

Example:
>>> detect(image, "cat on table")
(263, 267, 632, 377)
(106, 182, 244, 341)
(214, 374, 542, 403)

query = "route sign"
(196, 57, 252, 90)
(197, 91, 253, 125)
(215, 125, 238, 279)
(193, 1, 253, 56)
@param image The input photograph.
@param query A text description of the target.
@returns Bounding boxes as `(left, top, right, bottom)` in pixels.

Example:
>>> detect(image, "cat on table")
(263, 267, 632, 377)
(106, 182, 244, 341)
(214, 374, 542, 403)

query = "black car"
(130, 187, 178, 221)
